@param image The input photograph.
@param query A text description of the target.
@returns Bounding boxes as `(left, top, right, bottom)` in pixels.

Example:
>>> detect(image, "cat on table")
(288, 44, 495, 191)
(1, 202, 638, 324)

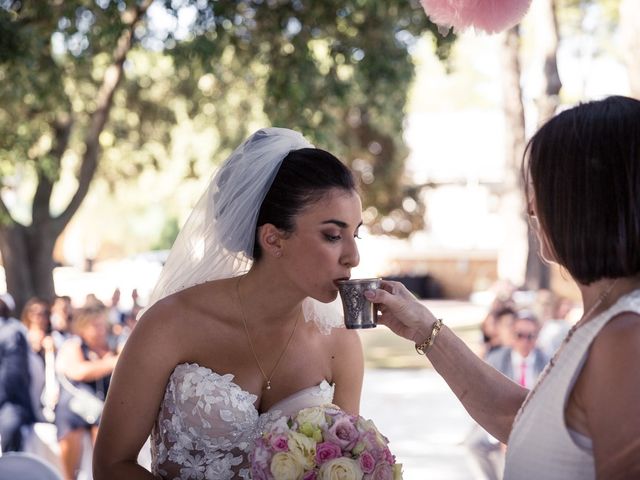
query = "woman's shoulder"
(591, 310, 640, 356)
(578, 310, 640, 394)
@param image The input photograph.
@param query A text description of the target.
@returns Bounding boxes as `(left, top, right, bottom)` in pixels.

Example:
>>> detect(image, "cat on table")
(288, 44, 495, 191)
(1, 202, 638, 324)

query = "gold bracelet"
(415, 318, 443, 355)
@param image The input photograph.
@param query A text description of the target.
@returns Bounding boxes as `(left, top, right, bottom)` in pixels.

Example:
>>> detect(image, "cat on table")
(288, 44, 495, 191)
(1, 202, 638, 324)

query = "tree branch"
(55, 0, 152, 232)
(32, 114, 73, 225)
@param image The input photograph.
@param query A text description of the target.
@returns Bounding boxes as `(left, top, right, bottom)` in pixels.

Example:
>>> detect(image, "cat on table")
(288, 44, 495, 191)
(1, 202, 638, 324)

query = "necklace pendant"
(266, 381, 271, 390)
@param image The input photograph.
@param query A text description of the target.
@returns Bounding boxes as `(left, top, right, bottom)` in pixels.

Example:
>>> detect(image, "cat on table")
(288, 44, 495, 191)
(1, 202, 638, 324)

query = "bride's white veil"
(140, 127, 343, 334)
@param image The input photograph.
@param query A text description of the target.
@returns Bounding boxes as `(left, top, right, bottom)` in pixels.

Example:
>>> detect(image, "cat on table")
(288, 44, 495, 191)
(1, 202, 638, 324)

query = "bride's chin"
(311, 290, 339, 303)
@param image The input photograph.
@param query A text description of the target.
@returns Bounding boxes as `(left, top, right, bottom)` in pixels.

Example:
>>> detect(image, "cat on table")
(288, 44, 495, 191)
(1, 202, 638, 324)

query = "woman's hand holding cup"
(364, 280, 438, 345)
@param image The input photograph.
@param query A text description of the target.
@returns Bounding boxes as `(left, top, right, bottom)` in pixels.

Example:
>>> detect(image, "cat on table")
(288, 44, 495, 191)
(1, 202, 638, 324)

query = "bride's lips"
(333, 277, 350, 287)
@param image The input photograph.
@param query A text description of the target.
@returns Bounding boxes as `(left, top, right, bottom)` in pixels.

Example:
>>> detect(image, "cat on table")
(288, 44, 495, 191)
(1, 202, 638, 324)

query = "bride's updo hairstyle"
(253, 148, 356, 261)
(524, 95, 640, 285)
(143, 128, 352, 332)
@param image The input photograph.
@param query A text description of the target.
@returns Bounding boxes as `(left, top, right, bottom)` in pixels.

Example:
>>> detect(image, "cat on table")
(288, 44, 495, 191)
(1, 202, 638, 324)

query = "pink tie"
(519, 360, 527, 387)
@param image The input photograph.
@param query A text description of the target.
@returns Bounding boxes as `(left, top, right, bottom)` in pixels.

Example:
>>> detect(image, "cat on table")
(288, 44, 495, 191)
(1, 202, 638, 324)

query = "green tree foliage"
(0, 0, 453, 309)
(168, 0, 453, 235)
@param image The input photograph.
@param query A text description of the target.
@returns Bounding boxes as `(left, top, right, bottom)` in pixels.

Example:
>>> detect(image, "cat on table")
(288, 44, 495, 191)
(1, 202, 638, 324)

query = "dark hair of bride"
(253, 148, 356, 261)
(524, 95, 640, 284)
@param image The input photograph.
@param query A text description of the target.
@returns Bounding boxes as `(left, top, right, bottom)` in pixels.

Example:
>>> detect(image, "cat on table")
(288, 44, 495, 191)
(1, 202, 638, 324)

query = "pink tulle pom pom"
(420, 0, 532, 34)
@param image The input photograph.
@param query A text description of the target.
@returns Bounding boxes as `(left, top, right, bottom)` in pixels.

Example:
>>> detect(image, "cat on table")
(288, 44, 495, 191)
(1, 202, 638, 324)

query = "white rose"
(296, 406, 328, 429)
(287, 431, 317, 470)
(270, 452, 304, 480)
(318, 457, 363, 480)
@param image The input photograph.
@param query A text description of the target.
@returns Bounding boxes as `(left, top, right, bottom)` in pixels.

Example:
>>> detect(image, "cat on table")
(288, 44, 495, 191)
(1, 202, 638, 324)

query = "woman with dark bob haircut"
(93, 128, 364, 479)
(365, 96, 640, 479)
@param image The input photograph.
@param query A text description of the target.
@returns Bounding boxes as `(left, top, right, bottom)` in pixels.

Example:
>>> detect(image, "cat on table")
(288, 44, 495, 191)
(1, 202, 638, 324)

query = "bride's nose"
(340, 237, 360, 268)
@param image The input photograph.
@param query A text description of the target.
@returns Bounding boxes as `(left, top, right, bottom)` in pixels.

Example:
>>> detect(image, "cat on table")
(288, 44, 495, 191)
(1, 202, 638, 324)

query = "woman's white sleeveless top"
(504, 289, 640, 479)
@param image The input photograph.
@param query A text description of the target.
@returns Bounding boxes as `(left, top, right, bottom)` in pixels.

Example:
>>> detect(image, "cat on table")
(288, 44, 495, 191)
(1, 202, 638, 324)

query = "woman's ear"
(257, 224, 284, 258)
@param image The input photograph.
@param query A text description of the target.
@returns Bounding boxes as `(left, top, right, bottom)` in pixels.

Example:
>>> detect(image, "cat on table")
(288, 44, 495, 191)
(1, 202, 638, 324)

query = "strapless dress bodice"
(150, 362, 334, 480)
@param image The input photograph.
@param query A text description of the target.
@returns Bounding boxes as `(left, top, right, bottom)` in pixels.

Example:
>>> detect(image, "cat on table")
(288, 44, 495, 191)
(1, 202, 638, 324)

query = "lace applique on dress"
(150, 363, 334, 480)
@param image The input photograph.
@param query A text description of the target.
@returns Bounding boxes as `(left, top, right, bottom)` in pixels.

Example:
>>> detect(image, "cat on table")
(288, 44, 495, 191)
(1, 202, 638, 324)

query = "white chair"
(21, 422, 63, 473)
(0, 451, 63, 480)
(21, 422, 93, 480)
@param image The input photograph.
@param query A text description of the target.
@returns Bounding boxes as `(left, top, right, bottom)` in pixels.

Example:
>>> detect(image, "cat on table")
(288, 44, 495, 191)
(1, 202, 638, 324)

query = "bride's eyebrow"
(320, 220, 363, 229)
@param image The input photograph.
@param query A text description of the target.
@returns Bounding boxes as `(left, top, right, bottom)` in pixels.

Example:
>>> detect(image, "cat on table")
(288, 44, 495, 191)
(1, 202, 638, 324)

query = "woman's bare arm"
(578, 312, 640, 479)
(427, 325, 527, 442)
(57, 339, 117, 382)
(367, 280, 527, 442)
(93, 300, 186, 479)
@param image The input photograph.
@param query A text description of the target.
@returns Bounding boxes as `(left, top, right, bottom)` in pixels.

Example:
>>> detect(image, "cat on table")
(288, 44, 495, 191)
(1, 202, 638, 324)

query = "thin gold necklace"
(515, 278, 618, 419)
(236, 276, 300, 391)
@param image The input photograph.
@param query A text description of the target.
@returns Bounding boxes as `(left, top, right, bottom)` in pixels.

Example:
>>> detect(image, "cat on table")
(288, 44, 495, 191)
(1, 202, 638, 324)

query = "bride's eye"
(354, 230, 361, 239)
(324, 233, 341, 242)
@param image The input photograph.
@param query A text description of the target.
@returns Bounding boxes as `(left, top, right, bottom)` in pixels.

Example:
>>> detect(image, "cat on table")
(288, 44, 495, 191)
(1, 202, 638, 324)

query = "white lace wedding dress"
(150, 362, 334, 480)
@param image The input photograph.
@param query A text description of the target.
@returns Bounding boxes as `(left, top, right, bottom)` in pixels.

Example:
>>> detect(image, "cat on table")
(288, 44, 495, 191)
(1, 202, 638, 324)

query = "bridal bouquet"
(250, 404, 402, 480)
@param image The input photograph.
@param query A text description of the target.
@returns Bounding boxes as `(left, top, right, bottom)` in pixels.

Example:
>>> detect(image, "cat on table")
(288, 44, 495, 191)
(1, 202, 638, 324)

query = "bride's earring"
(260, 226, 285, 259)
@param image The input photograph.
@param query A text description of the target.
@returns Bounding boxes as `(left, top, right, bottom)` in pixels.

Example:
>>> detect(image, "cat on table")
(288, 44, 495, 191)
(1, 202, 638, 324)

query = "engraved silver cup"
(336, 278, 381, 329)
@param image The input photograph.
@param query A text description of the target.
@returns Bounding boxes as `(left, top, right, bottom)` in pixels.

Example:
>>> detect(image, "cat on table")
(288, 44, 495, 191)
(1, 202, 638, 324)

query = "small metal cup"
(336, 278, 381, 329)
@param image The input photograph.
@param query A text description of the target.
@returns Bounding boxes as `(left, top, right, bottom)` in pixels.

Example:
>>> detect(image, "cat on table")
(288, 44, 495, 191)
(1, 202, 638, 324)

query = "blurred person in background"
(493, 307, 517, 351)
(466, 311, 547, 479)
(107, 288, 125, 328)
(531, 289, 555, 326)
(83, 293, 100, 308)
(487, 312, 548, 390)
(480, 296, 516, 356)
(130, 288, 141, 311)
(0, 292, 35, 452)
(55, 302, 118, 480)
(114, 305, 142, 353)
(20, 297, 57, 423)
(21, 298, 54, 362)
(537, 296, 573, 358)
(51, 295, 74, 350)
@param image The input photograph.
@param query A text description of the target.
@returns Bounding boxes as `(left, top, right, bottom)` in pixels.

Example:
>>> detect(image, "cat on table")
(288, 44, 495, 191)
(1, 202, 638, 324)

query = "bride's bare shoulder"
(138, 278, 238, 330)
(120, 279, 240, 370)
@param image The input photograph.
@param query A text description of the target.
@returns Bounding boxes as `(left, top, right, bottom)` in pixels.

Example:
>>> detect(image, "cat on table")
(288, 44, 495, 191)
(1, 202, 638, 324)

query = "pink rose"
(360, 432, 385, 462)
(366, 462, 393, 480)
(251, 441, 271, 471)
(359, 451, 376, 474)
(250, 467, 270, 480)
(303, 471, 318, 480)
(315, 441, 342, 464)
(382, 447, 395, 465)
(271, 435, 289, 452)
(324, 418, 360, 450)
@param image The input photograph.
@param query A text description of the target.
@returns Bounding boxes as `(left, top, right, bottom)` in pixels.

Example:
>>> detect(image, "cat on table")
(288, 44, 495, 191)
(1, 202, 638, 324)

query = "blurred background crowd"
(0, 288, 143, 479)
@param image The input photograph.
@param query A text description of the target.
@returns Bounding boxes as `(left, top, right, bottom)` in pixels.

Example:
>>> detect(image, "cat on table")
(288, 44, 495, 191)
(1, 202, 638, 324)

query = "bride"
(93, 128, 365, 479)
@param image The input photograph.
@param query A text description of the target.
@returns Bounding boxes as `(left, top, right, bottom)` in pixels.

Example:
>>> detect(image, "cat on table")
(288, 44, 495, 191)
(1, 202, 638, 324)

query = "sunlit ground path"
(360, 300, 488, 479)
(361, 369, 481, 479)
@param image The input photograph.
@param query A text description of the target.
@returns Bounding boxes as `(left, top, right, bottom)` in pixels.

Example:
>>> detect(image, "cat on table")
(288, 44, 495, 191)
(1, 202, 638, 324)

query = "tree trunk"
(0, 223, 57, 315)
(0, 225, 33, 313)
(498, 26, 529, 288)
(0, 1, 152, 312)
(620, 0, 640, 99)
(535, 0, 561, 124)
(524, 0, 561, 290)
